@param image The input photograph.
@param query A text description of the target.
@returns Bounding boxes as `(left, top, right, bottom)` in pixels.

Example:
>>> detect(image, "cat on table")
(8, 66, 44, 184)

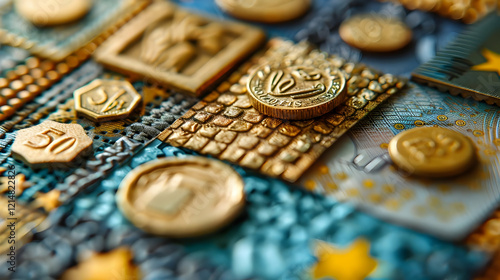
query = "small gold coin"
(11, 120, 93, 169)
(215, 0, 310, 23)
(247, 62, 347, 120)
(388, 127, 476, 178)
(116, 157, 245, 237)
(14, 0, 92, 26)
(74, 79, 142, 122)
(339, 15, 412, 52)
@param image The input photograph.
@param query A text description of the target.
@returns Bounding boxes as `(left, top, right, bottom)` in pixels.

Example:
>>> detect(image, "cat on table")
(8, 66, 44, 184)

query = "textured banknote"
(301, 82, 500, 240)
(0, 0, 498, 279)
(413, 13, 500, 106)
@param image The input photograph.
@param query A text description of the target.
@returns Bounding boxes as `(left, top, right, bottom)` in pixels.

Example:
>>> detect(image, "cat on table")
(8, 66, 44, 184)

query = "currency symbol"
(88, 88, 126, 113)
(267, 68, 326, 99)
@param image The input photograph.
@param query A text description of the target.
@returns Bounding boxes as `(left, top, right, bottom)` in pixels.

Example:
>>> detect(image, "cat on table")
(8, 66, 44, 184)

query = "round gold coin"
(339, 14, 412, 52)
(388, 127, 476, 178)
(246, 61, 347, 120)
(15, 0, 92, 26)
(215, 0, 310, 23)
(116, 156, 245, 237)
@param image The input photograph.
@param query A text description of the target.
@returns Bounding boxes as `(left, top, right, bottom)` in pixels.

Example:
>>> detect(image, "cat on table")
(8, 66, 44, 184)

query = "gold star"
(32, 190, 62, 212)
(60, 247, 139, 280)
(312, 239, 378, 280)
(472, 49, 500, 76)
(0, 174, 32, 196)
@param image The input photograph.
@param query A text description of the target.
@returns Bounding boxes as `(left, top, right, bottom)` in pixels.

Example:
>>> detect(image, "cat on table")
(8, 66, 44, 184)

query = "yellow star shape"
(32, 190, 62, 212)
(472, 49, 500, 76)
(60, 247, 139, 280)
(311, 239, 378, 280)
(0, 174, 32, 196)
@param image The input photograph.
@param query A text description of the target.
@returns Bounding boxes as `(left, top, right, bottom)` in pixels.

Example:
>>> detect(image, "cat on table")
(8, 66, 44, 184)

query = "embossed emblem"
(139, 12, 225, 72)
(402, 134, 463, 163)
(74, 79, 142, 122)
(116, 157, 245, 237)
(388, 127, 476, 178)
(247, 52, 346, 120)
(93, 1, 265, 96)
(11, 121, 93, 169)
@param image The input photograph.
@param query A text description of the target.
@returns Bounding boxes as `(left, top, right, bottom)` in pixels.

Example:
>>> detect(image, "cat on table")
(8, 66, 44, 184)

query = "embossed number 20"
(23, 127, 77, 154)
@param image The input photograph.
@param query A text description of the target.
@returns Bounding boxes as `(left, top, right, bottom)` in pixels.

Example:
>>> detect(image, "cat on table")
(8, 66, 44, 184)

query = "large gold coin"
(339, 15, 412, 52)
(215, 0, 310, 23)
(14, 0, 92, 26)
(116, 157, 245, 237)
(388, 127, 476, 178)
(247, 62, 347, 120)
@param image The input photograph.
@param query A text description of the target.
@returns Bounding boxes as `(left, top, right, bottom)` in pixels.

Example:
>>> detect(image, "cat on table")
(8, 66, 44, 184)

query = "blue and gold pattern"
(0, 0, 499, 279)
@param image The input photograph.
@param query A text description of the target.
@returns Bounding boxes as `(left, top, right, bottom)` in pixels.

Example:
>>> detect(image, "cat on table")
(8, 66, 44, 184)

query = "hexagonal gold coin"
(12, 121, 93, 169)
(74, 79, 142, 122)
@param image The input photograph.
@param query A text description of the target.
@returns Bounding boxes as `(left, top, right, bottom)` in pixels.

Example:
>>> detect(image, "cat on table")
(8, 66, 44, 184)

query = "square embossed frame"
(94, 1, 265, 96)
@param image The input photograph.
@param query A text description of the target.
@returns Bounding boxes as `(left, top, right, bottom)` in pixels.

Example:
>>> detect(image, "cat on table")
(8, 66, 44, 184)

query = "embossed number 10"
(23, 127, 77, 154)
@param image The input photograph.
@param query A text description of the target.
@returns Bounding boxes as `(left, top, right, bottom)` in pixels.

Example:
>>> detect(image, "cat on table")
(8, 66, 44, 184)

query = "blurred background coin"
(339, 14, 413, 52)
(388, 126, 476, 178)
(15, 0, 92, 26)
(215, 0, 311, 23)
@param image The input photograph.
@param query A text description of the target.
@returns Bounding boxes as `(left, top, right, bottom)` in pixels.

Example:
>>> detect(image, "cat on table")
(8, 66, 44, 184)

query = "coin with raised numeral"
(215, 0, 310, 23)
(388, 127, 476, 178)
(14, 0, 92, 26)
(246, 55, 347, 120)
(74, 79, 142, 122)
(117, 157, 245, 237)
(339, 14, 412, 52)
(11, 121, 93, 169)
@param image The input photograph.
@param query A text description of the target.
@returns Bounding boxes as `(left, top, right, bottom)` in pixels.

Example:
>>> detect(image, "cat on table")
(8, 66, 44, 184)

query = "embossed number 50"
(23, 127, 77, 154)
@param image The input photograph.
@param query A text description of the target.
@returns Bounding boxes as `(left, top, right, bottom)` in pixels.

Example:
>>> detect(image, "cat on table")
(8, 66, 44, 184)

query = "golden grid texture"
(159, 39, 405, 182)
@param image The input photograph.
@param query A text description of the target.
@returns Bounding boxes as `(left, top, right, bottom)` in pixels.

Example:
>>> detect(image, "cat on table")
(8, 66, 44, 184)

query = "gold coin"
(339, 15, 412, 52)
(11, 120, 93, 169)
(246, 61, 347, 120)
(116, 157, 245, 237)
(74, 79, 142, 122)
(14, 0, 92, 26)
(215, 0, 310, 23)
(388, 127, 476, 178)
